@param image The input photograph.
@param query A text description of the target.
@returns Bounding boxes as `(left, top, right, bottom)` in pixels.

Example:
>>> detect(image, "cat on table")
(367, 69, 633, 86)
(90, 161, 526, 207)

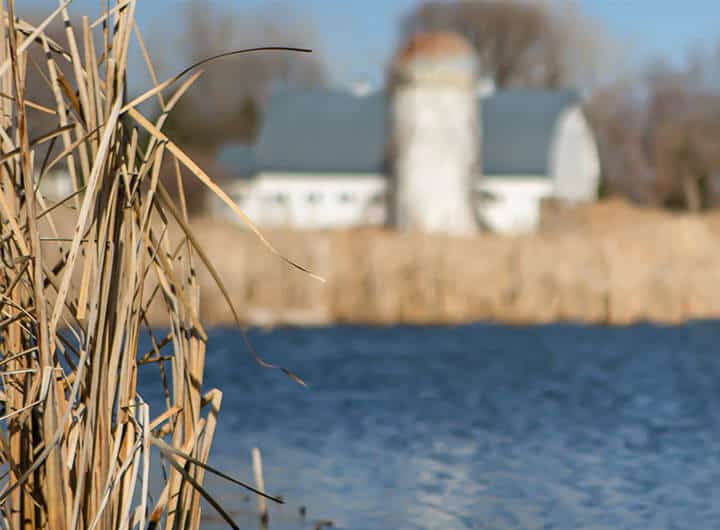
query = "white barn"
(476, 89, 600, 233)
(214, 32, 601, 234)
(213, 89, 388, 230)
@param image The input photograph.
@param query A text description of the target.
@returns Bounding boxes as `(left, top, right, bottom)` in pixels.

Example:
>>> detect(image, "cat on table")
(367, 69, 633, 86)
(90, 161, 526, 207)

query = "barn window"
(473, 189, 499, 203)
(369, 191, 386, 206)
(265, 193, 286, 205)
(340, 192, 354, 203)
(307, 192, 322, 204)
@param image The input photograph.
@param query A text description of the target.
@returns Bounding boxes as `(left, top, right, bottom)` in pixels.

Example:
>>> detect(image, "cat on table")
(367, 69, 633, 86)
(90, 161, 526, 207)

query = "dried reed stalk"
(0, 1, 310, 528)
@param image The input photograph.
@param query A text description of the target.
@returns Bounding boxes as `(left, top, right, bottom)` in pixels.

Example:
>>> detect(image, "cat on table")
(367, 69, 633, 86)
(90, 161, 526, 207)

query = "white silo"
(387, 32, 479, 235)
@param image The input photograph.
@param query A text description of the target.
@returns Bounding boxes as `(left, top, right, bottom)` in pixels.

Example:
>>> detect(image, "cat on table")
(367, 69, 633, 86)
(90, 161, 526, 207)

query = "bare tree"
(155, 0, 326, 150)
(400, 0, 613, 89)
(646, 76, 720, 210)
(584, 82, 655, 202)
(585, 46, 720, 211)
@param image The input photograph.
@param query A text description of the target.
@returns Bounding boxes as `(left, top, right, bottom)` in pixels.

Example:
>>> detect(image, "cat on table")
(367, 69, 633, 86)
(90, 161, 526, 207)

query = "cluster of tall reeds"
(0, 1, 311, 528)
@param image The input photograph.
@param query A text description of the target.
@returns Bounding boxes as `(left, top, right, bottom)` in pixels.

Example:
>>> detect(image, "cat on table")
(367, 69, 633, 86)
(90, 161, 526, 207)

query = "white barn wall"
(37, 169, 73, 201)
(216, 173, 387, 229)
(474, 178, 554, 234)
(551, 105, 601, 201)
(473, 105, 600, 235)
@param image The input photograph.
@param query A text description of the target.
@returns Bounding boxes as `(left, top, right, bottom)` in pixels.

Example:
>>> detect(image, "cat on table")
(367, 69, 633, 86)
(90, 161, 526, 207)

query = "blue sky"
(25, 0, 720, 87)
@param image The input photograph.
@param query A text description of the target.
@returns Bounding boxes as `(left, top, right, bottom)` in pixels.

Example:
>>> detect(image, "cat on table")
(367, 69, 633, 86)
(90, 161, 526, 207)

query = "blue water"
(137, 323, 720, 529)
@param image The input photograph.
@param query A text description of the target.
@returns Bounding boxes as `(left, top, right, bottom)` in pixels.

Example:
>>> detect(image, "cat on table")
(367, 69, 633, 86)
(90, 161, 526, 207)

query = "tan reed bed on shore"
(0, 2, 313, 528)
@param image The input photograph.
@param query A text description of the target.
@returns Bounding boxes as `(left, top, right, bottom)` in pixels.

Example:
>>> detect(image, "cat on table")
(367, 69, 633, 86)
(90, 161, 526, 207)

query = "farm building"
(214, 88, 387, 230)
(476, 89, 600, 232)
(214, 32, 600, 234)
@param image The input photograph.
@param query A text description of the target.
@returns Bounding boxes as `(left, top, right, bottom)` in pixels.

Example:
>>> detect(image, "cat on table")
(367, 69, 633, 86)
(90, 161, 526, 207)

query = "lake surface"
(137, 323, 720, 530)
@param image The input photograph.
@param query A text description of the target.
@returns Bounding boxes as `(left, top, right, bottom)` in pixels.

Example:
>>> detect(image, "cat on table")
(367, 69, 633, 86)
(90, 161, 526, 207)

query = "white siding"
(38, 169, 73, 200)
(474, 177, 554, 234)
(215, 173, 388, 230)
(551, 105, 600, 202)
(474, 106, 600, 235)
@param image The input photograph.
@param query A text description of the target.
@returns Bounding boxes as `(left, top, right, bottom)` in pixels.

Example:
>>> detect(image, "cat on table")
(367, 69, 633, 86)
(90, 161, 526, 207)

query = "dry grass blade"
(0, 2, 316, 529)
(160, 449, 240, 530)
(157, 184, 307, 385)
(130, 108, 325, 283)
(0, 123, 74, 165)
(121, 46, 312, 114)
(0, 1, 72, 79)
(151, 435, 285, 503)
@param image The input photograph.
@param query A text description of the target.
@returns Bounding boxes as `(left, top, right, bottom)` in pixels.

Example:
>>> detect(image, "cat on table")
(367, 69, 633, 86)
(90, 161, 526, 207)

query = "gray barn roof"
(256, 87, 386, 174)
(217, 87, 579, 178)
(481, 89, 579, 176)
(216, 143, 257, 178)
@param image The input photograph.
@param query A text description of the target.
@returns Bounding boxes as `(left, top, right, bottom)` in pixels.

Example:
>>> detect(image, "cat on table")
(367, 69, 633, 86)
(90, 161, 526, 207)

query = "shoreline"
(138, 199, 720, 328)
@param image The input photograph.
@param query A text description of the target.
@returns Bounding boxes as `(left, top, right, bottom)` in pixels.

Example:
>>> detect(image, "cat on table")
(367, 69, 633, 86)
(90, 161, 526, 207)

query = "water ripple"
(137, 322, 720, 529)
